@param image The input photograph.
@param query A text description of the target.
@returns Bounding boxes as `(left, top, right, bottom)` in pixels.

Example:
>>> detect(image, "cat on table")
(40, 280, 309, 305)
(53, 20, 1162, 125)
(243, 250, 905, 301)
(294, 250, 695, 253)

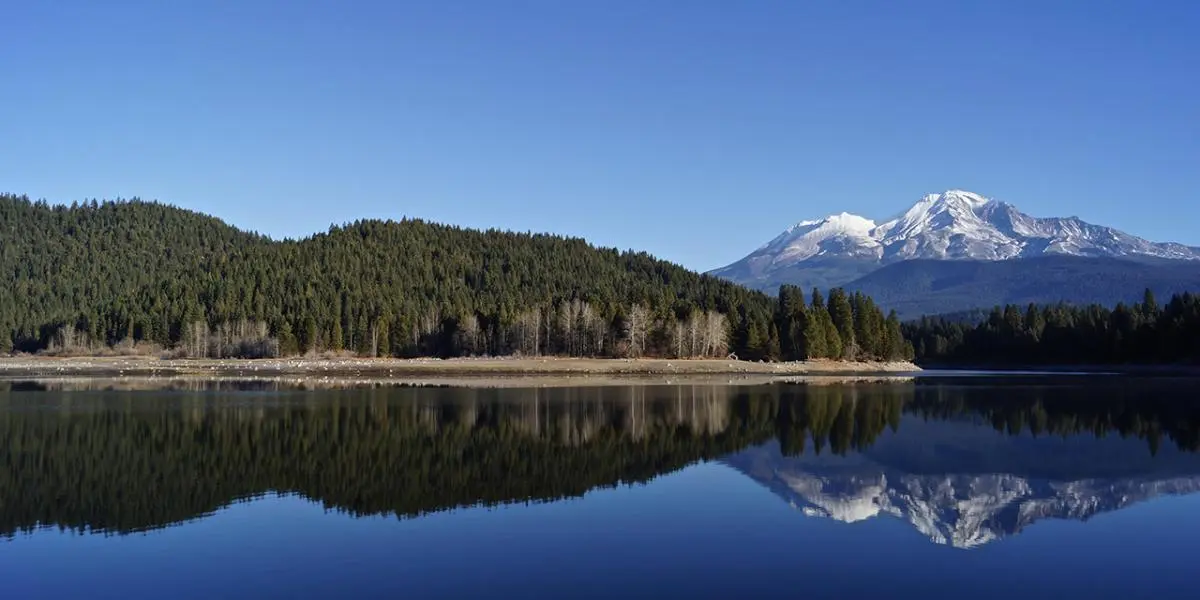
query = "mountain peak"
(792, 211, 873, 231)
(938, 189, 991, 204)
(908, 190, 992, 213)
(756, 212, 880, 264)
(820, 212, 876, 230)
(876, 190, 995, 242)
(711, 190, 1200, 292)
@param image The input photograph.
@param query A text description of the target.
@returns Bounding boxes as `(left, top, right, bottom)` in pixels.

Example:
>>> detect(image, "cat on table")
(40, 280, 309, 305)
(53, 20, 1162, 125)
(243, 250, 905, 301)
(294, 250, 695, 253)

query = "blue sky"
(3, 0, 1198, 271)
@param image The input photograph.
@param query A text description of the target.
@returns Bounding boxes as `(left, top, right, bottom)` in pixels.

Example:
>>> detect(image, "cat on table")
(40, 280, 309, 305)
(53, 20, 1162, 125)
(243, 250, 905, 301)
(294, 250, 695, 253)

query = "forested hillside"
(904, 290, 1200, 365)
(0, 194, 909, 360)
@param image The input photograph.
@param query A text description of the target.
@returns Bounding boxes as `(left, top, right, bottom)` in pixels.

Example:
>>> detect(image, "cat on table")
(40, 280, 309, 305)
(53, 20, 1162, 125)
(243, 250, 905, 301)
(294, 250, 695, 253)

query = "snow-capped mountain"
(711, 190, 1200, 291)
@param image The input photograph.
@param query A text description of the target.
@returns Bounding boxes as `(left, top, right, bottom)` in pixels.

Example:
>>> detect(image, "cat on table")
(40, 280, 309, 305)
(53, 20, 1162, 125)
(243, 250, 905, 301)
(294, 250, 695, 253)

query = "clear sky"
(3, 0, 1198, 271)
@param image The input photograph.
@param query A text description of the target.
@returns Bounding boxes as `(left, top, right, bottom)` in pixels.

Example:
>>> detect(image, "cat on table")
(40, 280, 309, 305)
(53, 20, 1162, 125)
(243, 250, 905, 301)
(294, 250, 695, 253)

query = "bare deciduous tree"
(626, 305, 649, 357)
(512, 309, 542, 356)
(703, 311, 728, 357)
(457, 314, 483, 356)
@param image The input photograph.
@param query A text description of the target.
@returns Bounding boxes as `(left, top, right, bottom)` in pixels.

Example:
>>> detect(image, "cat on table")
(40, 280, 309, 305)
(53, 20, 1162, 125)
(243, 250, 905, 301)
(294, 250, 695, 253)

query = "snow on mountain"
(872, 190, 1025, 261)
(711, 190, 1200, 289)
(756, 212, 881, 263)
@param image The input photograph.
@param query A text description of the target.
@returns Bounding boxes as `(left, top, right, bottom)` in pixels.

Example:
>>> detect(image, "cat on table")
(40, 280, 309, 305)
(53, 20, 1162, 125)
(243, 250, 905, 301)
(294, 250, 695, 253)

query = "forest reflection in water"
(2, 376, 1199, 541)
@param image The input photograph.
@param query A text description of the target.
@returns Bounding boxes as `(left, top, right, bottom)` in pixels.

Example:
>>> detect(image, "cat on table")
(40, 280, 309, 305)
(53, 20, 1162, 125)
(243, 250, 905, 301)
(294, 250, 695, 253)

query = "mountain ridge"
(711, 190, 1200, 315)
(845, 255, 1200, 319)
(712, 190, 1200, 293)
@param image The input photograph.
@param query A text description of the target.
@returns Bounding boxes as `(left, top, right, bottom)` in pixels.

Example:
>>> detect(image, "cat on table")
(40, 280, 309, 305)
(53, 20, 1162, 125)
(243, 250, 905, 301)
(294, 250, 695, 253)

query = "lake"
(2, 376, 1199, 599)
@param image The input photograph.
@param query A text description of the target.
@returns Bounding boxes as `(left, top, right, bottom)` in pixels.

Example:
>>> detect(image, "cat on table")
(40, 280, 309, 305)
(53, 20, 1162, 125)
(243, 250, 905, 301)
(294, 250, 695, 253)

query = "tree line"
(1, 194, 910, 361)
(772, 284, 911, 362)
(904, 289, 1200, 365)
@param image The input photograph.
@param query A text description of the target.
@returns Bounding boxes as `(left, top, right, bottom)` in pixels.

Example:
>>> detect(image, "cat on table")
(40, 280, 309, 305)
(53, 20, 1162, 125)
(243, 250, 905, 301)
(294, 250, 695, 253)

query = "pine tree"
(1024, 304, 1046, 342)
(806, 288, 829, 359)
(811, 288, 825, 313)
(884, 311, 907, 360)
(765, 324, 782, 362)
(851, 292, 876, 358)
(330, 320, 344, 352)
(807, 290, 843, 360)
(744, 318, 767, 361)
(822, 309, 843, 360)
(1143, 288, 1159, 312)
(827, 288, 855, 359)
(776, 285, 807, 361)
(803, 309, 828, 359)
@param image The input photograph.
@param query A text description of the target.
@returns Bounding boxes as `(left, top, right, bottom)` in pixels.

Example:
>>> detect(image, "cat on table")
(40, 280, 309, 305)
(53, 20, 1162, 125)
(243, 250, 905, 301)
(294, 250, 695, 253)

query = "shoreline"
(0, 373, 918, 391)
(0, 356, 920, 382)
(918, 363, 1200, 377)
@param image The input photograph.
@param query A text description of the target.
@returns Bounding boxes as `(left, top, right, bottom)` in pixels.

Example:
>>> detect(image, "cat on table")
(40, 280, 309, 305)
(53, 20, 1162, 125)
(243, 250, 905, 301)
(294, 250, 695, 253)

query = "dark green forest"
(2, 381, 1197, 537)
(905, 290, 1200, 365)
(0, 194, 909, 361)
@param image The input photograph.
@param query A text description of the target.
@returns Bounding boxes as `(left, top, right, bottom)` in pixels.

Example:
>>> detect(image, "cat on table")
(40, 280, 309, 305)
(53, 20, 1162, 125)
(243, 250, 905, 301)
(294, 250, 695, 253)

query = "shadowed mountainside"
(846, 256, 1200, 319)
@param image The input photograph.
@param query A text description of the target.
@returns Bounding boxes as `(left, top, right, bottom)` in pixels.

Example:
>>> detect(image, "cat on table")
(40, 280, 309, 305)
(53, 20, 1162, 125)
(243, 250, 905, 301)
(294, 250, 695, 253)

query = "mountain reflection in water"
(2, 377, 1199, 548)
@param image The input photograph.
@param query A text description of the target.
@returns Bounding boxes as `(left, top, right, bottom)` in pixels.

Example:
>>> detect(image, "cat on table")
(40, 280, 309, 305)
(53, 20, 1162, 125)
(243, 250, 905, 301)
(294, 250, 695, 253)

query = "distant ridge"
(711, 190, 1200, 313)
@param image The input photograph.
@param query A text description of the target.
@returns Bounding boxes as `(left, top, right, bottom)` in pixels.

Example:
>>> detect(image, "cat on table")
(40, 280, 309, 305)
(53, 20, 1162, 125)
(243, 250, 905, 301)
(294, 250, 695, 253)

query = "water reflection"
(2, 378, 1199, 547)
(725, 421, 1200, 548)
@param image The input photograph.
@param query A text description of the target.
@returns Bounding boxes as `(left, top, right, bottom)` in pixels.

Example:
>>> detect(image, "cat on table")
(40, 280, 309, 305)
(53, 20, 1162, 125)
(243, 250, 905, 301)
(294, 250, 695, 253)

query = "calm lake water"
(2, 376, 1199, 599)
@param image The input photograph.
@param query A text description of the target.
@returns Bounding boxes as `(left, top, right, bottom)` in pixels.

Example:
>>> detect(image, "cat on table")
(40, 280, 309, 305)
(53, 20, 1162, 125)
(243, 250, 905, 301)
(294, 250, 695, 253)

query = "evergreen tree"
(827, 288, 856, 358)
(807, 288, 830, 359)
(884, 311, 909, 360)
(330, 320, 345, 353)
(803, 308, 829, 359)
(822, 309, 843, 360)
(744, 318, 768, 361)
(775, 285, 808, 361)
(1142, 288, 1158, 314)
(811, 288, 825, 313)
(765, 324, 782, 362)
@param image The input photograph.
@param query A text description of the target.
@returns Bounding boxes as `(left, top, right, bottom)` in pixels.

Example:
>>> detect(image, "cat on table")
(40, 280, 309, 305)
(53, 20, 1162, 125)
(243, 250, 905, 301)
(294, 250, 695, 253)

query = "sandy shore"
(0, 356, 919, 383)
(0, 373, 919, 391)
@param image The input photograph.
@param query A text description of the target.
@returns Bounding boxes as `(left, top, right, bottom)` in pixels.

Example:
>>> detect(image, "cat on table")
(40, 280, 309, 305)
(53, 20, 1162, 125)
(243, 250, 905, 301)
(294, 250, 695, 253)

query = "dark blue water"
(2, 378, 1198, 599)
